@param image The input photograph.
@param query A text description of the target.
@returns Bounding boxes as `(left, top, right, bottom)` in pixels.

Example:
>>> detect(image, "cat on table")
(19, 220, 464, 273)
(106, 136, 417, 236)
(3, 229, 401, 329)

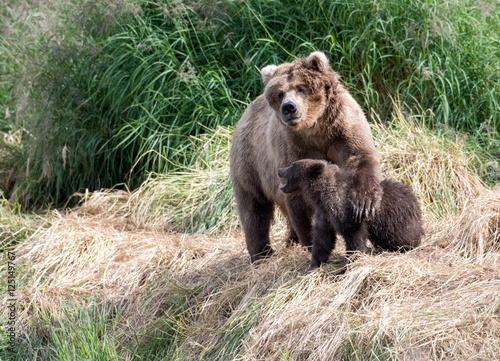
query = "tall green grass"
(2, 303, 120, 360)
(1, 0, 499, 208)
(0, 195, 39, 250)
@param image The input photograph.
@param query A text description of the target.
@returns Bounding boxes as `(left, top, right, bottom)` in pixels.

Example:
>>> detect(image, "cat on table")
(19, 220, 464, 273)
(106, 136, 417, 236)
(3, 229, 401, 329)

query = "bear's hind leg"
(236, 190, 274, 263)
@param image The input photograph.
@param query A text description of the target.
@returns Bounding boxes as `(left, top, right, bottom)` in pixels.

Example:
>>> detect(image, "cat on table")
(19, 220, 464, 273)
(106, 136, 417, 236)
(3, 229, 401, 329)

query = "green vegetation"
(1, 0, 499, 208)
(0, 195, 39, 250)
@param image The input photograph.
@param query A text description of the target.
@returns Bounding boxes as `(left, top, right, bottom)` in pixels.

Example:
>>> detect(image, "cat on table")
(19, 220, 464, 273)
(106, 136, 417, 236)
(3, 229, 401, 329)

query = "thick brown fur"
(278, 159, 424, 269)
(230, 52, 382, 262)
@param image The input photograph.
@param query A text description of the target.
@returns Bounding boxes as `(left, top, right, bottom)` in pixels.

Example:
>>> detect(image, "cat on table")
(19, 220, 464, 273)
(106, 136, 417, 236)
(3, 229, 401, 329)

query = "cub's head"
(261, 52, 340, 130)
(278, 159, 338, 194)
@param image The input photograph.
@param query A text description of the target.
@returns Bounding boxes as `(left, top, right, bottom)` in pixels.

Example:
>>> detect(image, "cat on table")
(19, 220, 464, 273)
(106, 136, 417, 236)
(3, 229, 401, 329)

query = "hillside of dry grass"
(2, 114, 499, 360)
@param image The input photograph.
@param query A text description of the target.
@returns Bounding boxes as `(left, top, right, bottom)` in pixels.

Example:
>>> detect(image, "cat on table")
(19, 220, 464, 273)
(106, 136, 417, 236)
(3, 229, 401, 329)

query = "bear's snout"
(281, 101, 297, 115)
(277, 168, 285, 178)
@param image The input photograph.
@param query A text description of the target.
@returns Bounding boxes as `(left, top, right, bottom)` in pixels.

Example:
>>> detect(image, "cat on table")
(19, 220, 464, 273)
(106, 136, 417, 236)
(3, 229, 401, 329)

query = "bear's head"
(261, 52, 340, 130)
(278, 159, 339, 194)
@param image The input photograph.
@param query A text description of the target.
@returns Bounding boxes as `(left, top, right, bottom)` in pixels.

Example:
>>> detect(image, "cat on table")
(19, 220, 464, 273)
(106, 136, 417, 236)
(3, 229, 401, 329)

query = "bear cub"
(278, 159, 424, 270)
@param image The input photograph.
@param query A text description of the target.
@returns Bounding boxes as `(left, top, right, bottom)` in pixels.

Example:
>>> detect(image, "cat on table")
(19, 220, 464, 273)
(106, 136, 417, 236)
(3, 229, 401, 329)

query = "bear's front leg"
(350, 167, 383, 223)
(285, 193, 314, 249)
(284, 224, 300, 247)
(310, 210, 337, 270)
(233, 185, 275, 263)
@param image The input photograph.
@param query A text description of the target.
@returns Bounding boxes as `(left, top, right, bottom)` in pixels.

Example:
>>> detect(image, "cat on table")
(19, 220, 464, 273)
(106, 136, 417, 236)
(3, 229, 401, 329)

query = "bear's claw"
(351, 185, 382, 223)
(353, 201, 376, 223)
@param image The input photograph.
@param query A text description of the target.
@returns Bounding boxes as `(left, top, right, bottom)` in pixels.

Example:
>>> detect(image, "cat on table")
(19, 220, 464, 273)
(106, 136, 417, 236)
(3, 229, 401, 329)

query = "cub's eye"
(296, 85, 307, 96)
(278, 91, 284, 101)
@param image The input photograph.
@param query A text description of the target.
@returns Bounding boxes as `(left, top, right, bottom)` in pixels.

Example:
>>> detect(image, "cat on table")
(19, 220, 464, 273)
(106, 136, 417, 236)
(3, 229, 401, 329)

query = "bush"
(1, 0, 499, 208)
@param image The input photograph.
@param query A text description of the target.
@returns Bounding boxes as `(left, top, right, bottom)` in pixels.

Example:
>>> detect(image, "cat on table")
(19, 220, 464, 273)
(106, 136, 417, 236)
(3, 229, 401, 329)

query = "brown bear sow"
(230, 51, 383, 262)
(278, 159, 424, 269)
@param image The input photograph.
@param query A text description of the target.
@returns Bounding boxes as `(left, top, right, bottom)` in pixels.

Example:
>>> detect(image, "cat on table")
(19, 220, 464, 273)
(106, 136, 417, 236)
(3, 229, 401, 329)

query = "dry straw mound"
(5, 114, 500, 360)
(437, 186, 500, 260)
(15, 210, 246, 322)
(12, 210, 500, 360)
(243, 251, 500, 360)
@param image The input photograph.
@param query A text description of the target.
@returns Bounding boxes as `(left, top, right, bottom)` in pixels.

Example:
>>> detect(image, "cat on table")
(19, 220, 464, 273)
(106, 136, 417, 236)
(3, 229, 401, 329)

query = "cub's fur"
(278, 159, 424, 269)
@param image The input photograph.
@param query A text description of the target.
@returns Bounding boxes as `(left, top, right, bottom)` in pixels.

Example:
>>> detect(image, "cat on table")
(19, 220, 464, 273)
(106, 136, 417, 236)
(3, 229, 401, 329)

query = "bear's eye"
(278, 91, 284, 102)
(296, 85, 307, 96)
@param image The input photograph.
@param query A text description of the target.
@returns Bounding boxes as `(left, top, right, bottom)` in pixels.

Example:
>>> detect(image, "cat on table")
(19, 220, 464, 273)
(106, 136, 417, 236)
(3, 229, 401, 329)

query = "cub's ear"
(261, 65, 278, 87)
(330, 164, 340, 172)
(309, 162, 324, 179)
(304, 51, 330, 73)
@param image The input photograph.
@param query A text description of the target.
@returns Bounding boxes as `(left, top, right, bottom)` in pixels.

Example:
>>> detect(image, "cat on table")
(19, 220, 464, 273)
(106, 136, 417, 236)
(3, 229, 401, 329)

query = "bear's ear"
(308, 162, 324, 179)
(304, 52, 330, 73)
(261, 65, 278, 87)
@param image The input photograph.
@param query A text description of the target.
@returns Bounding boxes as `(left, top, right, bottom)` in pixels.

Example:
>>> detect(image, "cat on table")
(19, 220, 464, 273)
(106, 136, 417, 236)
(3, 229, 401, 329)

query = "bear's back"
(368, 179, 424, 251)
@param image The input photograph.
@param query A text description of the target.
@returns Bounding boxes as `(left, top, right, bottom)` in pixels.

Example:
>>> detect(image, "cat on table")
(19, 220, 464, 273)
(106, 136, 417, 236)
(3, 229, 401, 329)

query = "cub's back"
(369, 179, 424, 250)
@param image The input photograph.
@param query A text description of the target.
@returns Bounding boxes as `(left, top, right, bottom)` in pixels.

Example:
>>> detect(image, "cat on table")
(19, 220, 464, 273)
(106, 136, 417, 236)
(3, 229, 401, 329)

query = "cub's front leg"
(285, 192, 315, 249)
(310, 210, 337, 270)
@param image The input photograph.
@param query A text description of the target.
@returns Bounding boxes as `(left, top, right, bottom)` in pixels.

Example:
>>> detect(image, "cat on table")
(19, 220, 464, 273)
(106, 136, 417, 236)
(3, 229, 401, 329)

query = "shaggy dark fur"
(230, 52, 382, 262)
(278, 159, 424, 269)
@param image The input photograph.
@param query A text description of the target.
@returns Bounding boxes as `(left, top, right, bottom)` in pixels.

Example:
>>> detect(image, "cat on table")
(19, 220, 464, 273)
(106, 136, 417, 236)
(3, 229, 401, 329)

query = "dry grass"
(14, 209, 245, 321)
(372, 104, 485, 222)
(243, 251, 500, 360)
(3, 113, 500, 360)
(8, 207, 500, 360)
(437, 186, 500, 261)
